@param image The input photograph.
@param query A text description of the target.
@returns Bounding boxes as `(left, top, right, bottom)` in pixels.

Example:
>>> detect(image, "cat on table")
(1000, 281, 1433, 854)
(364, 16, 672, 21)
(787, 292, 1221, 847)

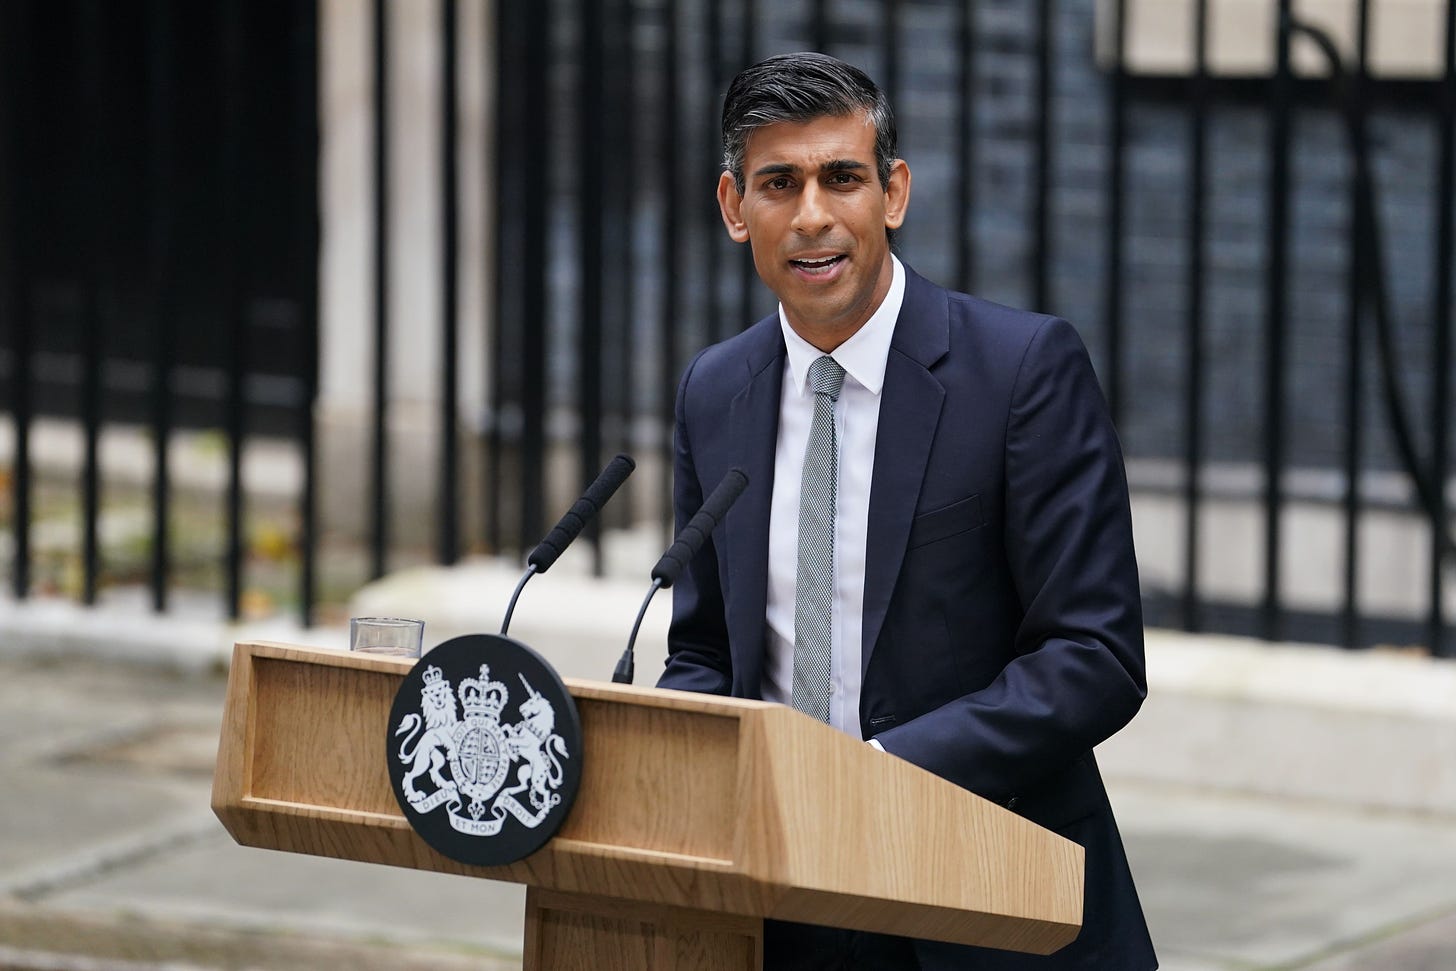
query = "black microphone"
(652, 468, 749, 588)
(528, 453, 637, 573)
(613, 468, 748, 683)
(501, 453, 636, 636)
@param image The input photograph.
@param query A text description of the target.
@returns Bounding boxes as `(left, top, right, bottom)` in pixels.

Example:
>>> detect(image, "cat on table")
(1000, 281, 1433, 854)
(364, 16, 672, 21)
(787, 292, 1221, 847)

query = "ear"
(717, 171, 750, 243)
(883, 158, 912, 231)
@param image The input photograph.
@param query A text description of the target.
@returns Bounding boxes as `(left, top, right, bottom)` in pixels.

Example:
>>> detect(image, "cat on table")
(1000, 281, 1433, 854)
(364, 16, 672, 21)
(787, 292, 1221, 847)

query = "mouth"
(788, 254, 847, 278)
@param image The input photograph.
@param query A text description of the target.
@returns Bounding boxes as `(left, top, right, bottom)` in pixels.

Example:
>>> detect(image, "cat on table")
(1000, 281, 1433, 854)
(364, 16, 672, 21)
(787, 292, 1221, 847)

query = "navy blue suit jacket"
(657, 267, 1157, 970)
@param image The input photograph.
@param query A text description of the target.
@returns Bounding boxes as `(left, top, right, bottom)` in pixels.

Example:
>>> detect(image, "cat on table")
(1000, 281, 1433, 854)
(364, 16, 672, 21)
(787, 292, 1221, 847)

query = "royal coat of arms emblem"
(386, 634, 582, 865)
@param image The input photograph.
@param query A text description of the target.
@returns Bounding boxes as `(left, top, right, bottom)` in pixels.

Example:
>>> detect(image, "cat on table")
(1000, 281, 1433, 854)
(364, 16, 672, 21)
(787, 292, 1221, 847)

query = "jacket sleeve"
(656, 350, 734, 695)
(873, 316, 1147, 802)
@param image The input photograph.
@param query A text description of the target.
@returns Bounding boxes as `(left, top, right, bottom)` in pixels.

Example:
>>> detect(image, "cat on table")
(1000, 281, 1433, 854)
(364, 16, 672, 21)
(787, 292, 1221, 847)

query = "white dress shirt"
(762, 256, 906, 740)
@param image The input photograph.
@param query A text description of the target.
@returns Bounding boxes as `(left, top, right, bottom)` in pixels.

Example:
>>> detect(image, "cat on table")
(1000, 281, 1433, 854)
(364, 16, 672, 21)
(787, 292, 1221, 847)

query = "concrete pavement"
(1, 566, 1454, 969)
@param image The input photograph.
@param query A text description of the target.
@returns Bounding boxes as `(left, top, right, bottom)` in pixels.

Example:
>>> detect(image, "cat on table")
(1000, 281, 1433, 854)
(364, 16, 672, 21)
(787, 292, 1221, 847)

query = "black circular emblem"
(386, 633, 583, 866)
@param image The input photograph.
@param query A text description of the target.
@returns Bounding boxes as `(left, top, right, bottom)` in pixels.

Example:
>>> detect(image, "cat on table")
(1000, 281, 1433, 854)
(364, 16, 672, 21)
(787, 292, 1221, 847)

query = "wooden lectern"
(213, 641, 1083, 969)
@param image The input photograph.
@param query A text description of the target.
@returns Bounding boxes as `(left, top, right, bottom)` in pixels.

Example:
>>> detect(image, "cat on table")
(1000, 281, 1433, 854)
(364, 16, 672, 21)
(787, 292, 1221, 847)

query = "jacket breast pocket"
(906, 494, 985, 550)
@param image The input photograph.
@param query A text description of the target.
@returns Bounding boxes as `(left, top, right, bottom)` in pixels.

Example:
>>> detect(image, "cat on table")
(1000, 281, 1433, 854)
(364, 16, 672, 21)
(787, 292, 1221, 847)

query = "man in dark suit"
(657, 52, 1157, 970)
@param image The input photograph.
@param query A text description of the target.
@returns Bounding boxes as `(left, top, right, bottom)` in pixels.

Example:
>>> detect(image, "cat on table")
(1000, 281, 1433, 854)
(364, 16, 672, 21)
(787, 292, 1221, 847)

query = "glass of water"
(349, 617, 425, 657)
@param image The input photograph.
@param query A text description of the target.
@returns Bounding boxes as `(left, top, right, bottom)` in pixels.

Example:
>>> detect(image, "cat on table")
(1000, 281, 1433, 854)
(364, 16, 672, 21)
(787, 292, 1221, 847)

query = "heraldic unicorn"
(395, 662, 570, 837)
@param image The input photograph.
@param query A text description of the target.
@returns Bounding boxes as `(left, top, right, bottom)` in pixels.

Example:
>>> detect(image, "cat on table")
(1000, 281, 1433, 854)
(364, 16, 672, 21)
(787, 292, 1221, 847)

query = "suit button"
(1005, 796, 1020, 811)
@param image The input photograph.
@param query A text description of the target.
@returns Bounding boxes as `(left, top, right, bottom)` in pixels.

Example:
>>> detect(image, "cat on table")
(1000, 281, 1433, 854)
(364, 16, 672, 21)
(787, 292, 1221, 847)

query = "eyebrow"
(750, 158, 871, 178)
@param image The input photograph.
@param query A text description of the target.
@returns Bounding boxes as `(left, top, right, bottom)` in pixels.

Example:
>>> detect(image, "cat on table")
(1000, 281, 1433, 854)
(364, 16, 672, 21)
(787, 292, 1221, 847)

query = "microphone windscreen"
(651, 468, 748, 588)
(527, 453, 636, 572)
(584, 453, 636, 509)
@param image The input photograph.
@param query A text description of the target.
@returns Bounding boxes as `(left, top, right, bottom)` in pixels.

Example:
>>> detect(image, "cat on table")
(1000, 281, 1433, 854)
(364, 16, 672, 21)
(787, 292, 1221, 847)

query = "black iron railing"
(1, 0, 318, 621)
(2, 0, 1454, 658)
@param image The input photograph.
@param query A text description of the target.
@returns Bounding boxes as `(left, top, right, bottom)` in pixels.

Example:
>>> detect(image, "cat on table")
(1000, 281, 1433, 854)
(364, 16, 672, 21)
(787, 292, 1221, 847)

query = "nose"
(790, 181, 832, 236)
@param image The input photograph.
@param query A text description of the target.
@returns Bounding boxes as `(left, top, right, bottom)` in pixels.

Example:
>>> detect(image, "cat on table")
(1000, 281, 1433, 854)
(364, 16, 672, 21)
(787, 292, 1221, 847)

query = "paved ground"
(0, 649, 1452, 970)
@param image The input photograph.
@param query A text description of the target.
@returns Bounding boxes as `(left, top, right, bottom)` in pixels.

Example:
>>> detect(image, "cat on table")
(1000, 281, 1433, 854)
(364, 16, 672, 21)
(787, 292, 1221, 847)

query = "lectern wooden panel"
(213, 641, 1083, 968)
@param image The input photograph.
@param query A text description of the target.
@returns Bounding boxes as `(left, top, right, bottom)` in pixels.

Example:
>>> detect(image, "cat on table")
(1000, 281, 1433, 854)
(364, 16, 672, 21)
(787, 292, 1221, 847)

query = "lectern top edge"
(564, 677, 778, 715)
(235, 640, 780, 721)
(234, 639, 412, 671)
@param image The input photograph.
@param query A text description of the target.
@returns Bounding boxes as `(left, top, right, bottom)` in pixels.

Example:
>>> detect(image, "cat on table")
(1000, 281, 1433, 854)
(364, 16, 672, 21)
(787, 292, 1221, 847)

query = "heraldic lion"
(396, 665, 459, 803)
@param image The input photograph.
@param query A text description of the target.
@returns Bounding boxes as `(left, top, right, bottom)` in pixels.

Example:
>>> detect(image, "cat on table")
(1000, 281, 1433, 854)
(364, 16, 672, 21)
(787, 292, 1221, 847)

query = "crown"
(422, 665, 444, 687)
(459, 664, 508, 719)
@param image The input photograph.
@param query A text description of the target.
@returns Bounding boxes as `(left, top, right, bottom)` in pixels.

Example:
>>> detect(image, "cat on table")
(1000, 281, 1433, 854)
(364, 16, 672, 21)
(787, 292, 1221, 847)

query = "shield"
(452, 717, 509, 802)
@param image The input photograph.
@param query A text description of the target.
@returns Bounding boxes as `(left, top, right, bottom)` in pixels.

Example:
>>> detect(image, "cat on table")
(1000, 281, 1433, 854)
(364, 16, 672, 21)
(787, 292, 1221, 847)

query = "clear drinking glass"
(349, 617, 425, 657)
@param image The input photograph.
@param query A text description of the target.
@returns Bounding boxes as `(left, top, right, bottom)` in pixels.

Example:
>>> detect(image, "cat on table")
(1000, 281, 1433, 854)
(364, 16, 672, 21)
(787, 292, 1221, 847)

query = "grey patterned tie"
(792, 355, 846, 723)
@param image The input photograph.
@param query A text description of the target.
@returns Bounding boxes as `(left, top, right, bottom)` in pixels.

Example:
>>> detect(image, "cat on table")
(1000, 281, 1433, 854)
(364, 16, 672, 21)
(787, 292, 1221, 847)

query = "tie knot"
(808, 355, 846, 401)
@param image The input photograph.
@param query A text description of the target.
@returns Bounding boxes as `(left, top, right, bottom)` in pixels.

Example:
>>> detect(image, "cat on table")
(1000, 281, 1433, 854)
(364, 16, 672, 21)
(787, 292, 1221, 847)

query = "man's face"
(718, 113, 911, 351)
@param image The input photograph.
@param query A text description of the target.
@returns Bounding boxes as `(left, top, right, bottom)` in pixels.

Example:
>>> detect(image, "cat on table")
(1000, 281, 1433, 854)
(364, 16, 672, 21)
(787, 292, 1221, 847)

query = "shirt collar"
(779, 255, 905, 397)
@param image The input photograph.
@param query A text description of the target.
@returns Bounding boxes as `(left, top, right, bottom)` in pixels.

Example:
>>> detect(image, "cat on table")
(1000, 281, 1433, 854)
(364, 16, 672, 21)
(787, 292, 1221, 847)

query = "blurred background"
(1, 1, 1455, 969)
(4, 0, 1456, 655)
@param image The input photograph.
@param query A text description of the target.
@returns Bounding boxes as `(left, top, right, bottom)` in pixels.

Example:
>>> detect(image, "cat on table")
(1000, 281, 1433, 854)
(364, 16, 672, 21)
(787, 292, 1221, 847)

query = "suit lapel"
(724, 319, 784, 698)
(862, 269, 950, 675)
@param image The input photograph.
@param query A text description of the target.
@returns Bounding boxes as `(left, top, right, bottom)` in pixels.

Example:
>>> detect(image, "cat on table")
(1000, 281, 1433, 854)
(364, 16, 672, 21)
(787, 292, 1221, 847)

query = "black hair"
(721, 52, 897, 195)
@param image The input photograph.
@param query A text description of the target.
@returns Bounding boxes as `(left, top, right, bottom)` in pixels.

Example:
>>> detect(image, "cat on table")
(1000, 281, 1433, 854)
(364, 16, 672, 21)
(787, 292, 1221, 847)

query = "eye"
(765, 175, 793, 191)
(828, 172, 860, 186)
